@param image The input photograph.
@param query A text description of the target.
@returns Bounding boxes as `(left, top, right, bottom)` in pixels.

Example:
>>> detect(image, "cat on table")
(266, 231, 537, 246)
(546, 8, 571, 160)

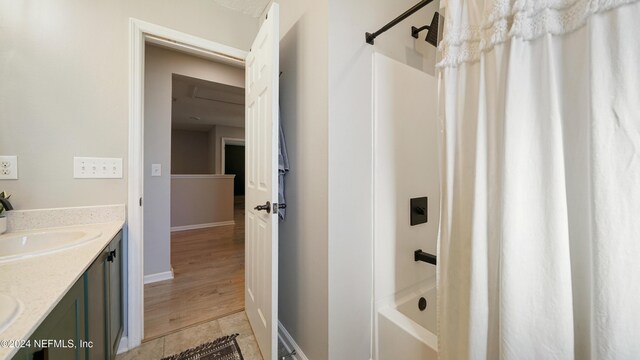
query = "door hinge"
(139, 197, 142, 206)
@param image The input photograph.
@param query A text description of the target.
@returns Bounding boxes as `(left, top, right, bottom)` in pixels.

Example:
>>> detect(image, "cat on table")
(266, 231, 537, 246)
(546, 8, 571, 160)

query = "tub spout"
(414, 249, 437, 265)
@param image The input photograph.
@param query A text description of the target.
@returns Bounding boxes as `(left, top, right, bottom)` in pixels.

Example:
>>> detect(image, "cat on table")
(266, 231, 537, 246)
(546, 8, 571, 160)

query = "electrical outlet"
(0, 156, 18, 180)
(74, 157, 123, 179)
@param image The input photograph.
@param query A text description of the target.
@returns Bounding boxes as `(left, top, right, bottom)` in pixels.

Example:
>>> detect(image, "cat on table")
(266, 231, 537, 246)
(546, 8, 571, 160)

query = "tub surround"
(0, 205, 125, 360)
(373, 53, 440, 359)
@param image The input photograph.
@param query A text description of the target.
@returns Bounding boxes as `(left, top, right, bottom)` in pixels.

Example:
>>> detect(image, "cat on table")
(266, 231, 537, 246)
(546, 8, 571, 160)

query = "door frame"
(126, 18, 247, 351)
(220, 137, 246, 175)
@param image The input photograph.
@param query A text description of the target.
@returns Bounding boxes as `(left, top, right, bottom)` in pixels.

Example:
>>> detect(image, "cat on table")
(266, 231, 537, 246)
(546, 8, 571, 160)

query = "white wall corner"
(278, 321, 309, 360)
(143, 268, 174, 284)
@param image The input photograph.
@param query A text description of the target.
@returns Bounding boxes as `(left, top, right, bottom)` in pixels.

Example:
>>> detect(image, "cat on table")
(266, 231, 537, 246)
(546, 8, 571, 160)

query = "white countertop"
(0, 221, 124, 359)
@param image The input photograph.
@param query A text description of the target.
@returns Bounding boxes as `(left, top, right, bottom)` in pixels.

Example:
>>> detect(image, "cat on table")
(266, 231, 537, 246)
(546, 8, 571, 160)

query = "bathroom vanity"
(0, 206, 125, 360)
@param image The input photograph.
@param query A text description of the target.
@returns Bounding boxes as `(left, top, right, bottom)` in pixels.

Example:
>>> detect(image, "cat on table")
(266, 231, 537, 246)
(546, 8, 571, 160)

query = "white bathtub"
(377, 285, 438, 360)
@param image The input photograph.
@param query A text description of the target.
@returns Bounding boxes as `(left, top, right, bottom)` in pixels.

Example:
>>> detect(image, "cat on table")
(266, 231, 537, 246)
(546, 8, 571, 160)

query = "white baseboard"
(278, 321, 309, 360)
(143, 268, 174, 284)
(117, 336, 129, 354)
(170, 220, 235, 232)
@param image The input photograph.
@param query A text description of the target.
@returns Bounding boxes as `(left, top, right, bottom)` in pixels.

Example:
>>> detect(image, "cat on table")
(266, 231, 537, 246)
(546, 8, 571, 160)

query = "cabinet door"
(13, 279, 86, 360)
(85, 248, 109, 360)
(107, 230, 123, 359)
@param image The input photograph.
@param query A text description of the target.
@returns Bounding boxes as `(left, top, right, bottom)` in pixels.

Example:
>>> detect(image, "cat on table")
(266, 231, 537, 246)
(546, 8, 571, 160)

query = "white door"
(245, 3, 279, 360)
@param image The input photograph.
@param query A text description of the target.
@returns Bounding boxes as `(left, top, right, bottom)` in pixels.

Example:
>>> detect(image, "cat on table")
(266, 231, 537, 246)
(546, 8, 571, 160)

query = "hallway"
(144, 197, 245, 340)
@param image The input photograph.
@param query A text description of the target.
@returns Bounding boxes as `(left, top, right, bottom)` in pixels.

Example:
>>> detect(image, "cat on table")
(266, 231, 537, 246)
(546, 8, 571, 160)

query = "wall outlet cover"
(0, 156, 18, 180)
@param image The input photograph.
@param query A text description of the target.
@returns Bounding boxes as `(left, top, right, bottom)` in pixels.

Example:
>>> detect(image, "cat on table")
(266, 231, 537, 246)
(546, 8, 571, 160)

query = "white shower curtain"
(438, 1, 640, 359)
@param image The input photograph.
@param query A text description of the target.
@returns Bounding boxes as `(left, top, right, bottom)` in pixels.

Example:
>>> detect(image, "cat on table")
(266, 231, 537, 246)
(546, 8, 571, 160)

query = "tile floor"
(116, 311, 263, 360)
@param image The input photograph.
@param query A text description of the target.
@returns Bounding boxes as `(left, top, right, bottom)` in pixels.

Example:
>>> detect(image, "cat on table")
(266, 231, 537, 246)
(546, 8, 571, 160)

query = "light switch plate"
(151, 164, 162, 177)
(74, 157, 123, 179)
(0, 156, 18, 180)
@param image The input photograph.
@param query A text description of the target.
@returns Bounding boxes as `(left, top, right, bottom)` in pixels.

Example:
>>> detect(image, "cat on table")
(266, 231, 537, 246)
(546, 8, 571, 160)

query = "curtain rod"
(365, 0, 435, 45)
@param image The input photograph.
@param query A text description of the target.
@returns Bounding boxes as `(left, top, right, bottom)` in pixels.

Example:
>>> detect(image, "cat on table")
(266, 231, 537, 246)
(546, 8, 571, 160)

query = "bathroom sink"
(0, 293, 21, 333)
(0, 229, 102, 263)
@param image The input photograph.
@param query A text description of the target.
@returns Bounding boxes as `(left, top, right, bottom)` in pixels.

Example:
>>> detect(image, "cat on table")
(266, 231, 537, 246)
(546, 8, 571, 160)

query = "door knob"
(254, 201, 271, 213)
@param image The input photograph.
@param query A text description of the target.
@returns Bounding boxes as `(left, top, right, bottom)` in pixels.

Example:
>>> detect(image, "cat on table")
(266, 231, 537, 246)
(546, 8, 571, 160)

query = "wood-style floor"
(144, 197, 245, 341)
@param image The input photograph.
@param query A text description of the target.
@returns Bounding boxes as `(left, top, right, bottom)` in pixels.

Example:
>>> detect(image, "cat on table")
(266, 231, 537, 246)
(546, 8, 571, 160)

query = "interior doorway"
(222, 138, 246, 196)
(225, 145, 245, 195)
(142, 45, 247, 341)
(128, 12, 281, 357)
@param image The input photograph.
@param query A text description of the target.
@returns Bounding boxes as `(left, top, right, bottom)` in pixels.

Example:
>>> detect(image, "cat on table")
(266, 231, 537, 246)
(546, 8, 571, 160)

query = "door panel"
(245, 3, 279, 359)
(108, 231, 123, 358)
(86, 249, 109, 360)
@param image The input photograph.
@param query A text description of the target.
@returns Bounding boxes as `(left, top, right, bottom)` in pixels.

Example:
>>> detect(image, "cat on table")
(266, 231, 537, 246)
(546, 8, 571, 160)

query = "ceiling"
(212, 0, 271, 17)
(171, 74, 244, 131)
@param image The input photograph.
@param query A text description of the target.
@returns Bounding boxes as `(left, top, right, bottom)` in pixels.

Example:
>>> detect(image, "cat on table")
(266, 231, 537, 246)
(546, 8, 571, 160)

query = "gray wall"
(326, 0, 439, 358)
(0, 0, 258, 210)
(170, 176, 234, 227)
(143, 44, 245, 276)
(171, 129, 212, 174)
(277, 0, 330, 359)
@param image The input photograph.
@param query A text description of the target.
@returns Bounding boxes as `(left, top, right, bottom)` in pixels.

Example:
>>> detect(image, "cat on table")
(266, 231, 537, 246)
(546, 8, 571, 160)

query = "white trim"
(128, 18, 247, 350)
(117, 336, 128, 355)
(170, 221, 235, 232)
(143, 269, 175, 284)
(127, 18, 145, 348)
(278, 321, 309, 360)
(220, 137, 245, 174)
(171, 174, 235, 179)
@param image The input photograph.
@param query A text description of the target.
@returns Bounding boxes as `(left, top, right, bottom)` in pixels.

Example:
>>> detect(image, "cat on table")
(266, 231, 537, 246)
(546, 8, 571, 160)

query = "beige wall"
(171, 129, 211, 174)
(170, 175, 234, 227)
(144, 45, 245, 276)
(277, 0, 329, 359)
(0, 0, 258, 210)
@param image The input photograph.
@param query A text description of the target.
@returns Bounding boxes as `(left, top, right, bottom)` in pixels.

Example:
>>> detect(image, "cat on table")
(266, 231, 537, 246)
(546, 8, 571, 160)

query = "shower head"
(411, 12, 440, 47)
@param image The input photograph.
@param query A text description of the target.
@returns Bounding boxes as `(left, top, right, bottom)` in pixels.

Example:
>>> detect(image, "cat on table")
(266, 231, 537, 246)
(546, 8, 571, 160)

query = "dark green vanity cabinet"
(13, 230, 123, 360)
(13, 279, 87, 360)
(85, 244, 109, 359)
(107, 230, 123, 359)
(85, 229, 123, 360)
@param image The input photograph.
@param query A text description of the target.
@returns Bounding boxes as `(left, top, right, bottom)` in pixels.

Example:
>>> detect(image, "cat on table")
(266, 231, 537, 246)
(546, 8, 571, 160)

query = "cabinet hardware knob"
(107, 250, 116, 262)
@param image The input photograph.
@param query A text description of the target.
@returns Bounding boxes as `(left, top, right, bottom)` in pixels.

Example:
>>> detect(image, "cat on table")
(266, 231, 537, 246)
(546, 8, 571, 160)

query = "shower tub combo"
(373, 48, 440, 359)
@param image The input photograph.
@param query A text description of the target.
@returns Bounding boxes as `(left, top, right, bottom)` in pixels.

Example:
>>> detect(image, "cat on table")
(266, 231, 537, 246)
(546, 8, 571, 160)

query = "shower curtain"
(437, 1, 640, 359)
